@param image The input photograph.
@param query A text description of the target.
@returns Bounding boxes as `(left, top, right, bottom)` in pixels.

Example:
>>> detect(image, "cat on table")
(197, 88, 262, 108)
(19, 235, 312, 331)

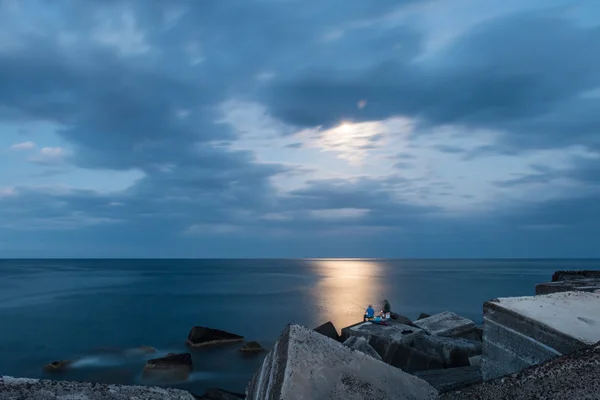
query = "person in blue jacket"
(364, 304, 375, 322)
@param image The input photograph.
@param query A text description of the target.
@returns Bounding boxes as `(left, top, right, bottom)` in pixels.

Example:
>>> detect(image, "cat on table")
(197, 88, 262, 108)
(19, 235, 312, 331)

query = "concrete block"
(481, 291, 600, 381)
(551, 270, 600, 281)
(413, 312, 477, 338)
(536, 278, 600, 295)
(414, 365, 482, 393)
(343, 336, 382, 361)
(246, 324, 438, 400)
(0, 376, 195, 399)
(440, 342, 600, 400)
(341, 321, 444, 372)
(412, 335, 482, 368)
(313, 321, 341, 342)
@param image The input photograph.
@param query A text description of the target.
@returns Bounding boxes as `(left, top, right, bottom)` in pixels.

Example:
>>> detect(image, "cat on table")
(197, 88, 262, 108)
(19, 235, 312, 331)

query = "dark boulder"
(43, 360, 73, 373)
(551, 270, 600, 281)
(187, 326, 244, 348)
(390, 312, 414, 326)
(417, 313, 431, 321)
(238, 341, 265, 353)
(194, 388, 245, 400)
(313, 321, 341, 342)
(412, 335, 482, 368)
(142, 353, 193, 383)
(415, 365, 482, 393)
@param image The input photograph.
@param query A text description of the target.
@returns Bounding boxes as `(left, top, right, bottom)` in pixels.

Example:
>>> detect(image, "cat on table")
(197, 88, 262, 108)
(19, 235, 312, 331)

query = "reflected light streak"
(310, 259, 386, 331)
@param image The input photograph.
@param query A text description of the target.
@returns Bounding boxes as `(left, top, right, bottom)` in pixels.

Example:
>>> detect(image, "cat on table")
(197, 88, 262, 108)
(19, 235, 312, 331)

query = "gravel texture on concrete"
(440, 341, 600, 400)
(0, 376, 196, 400)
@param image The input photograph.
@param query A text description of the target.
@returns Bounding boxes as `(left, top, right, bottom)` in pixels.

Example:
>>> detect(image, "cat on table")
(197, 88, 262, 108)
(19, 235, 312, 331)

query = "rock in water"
(343, 336, 382, 361)
(313, 321, 341, 341)
(238, 341, 265, 353)
(42, 360, 73, 373)
(0, 376, 196, 399)
(187, 326, 244, 347)
(142, 353, 193, 383)
(246, 324, 438, 400)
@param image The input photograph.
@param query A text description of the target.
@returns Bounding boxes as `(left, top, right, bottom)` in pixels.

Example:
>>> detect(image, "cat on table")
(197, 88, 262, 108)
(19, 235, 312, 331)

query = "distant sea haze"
(1, 258, 598, 394)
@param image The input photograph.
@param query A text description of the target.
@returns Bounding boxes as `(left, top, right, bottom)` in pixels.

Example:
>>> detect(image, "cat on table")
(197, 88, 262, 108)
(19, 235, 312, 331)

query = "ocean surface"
(1, 258, 598, 395)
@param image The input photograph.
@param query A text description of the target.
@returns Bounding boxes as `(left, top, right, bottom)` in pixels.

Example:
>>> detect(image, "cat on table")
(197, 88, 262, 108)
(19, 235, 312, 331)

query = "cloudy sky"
(1, 0, 599, 258)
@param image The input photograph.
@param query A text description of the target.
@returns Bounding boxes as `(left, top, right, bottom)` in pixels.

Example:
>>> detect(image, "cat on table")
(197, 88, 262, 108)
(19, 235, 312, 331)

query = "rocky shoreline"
(1, 269, 599, 399)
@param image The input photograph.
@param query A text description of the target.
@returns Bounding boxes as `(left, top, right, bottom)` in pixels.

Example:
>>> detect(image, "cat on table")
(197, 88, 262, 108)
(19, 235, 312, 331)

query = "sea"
(1, 258, 598, 395)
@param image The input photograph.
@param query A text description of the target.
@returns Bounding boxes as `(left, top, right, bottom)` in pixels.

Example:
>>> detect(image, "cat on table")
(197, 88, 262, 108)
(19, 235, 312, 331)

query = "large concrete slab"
(536, 278, 600, 295)
(413, 312, 478, 340)
(341, 321, 444, 372)
(440, 341, 600, 399)
(246, 324, 438, 400)
(0, 376, 195, 399)
(481, 291, 600, 380)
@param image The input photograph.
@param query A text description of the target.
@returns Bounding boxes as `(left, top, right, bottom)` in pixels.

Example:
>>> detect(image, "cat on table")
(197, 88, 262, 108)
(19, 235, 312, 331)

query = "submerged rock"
(42, 360, 73, 373)
(343, 336, 382, 361)
(142, 353, 193, 383)
(238, 341, 265, 353)
(187, 326, 244, 348)
(246, 323, 438, 400)
(313, 321, 341, 341)
(0, 376, 196, 399)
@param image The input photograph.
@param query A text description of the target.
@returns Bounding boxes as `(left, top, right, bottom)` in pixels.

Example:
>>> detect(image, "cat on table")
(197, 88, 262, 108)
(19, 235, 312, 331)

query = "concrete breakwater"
(2, 270, 599, 399)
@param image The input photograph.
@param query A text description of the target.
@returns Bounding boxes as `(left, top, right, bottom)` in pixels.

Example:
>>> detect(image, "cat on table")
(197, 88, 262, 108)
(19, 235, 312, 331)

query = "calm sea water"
(1, 258, 598, 395)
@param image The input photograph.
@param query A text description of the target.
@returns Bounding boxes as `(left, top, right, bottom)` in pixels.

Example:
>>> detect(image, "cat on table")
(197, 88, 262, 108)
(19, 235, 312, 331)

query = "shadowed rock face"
(142, 353, 193, 383)
(187, 326, 244, 347)
(551, 270, 600, 281)
(313, 321, 341, 342)
(246, 324, 438, 400)
(440, 342, 600, 399)
(0, 376, 196, 399)
(194, 388, 246, 400)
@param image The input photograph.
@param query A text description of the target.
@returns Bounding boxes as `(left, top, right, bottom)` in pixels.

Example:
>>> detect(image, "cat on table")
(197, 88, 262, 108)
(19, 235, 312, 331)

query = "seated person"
(364, 304, 375, 321)
(382, 299, 391, 320)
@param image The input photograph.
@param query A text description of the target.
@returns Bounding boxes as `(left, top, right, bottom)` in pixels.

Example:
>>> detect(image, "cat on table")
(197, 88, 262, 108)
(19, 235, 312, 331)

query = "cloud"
(10, 141, 35, 150)
(0, 0, 599, 257)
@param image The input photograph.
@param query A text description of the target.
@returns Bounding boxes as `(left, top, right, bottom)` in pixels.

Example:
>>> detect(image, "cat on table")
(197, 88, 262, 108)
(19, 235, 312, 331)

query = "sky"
(1, 0, 599, 258)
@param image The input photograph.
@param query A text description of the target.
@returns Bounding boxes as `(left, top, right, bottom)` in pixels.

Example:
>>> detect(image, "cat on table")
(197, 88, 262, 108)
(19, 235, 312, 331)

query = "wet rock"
(246, 324, 438, 400)
(187, 326, 244, 348)
(194, 388, 245, 400)
(440, 341, 600, 400)
(343, 336, 382, 361)
(413, 312, 478, 340)
(0, 376, 196, 399)
(142, 353, 193, 383)
(238, 341, 265, 353)
(414, 366, 482, 393)
(313, 321, 341, 341)
(42, 360, 73, 373)
(417, 313, 431, 321)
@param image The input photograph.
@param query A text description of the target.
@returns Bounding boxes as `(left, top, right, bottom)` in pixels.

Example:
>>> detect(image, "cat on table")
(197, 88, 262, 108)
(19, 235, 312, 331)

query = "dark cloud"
(0, 1, 599, 257)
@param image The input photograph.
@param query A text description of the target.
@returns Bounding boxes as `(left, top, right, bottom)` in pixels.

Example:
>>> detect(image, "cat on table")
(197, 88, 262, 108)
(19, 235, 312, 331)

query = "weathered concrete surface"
(481, 291, 600, 381)
(342, 321, 444, 372)
(313, 321, 341, 341)
(0, 376, 195, 399)
(246, 324, 438, 400)
(412, 335, 482, 368)
(413, 312, 478, 340)
(343, 336, 383, 361)
(187, 326, 244, 347)
(551, 270, 600, 281)
(441, 341, 600, 399)
(413, 366, 482, 393)
(536, 278, 600, 295)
